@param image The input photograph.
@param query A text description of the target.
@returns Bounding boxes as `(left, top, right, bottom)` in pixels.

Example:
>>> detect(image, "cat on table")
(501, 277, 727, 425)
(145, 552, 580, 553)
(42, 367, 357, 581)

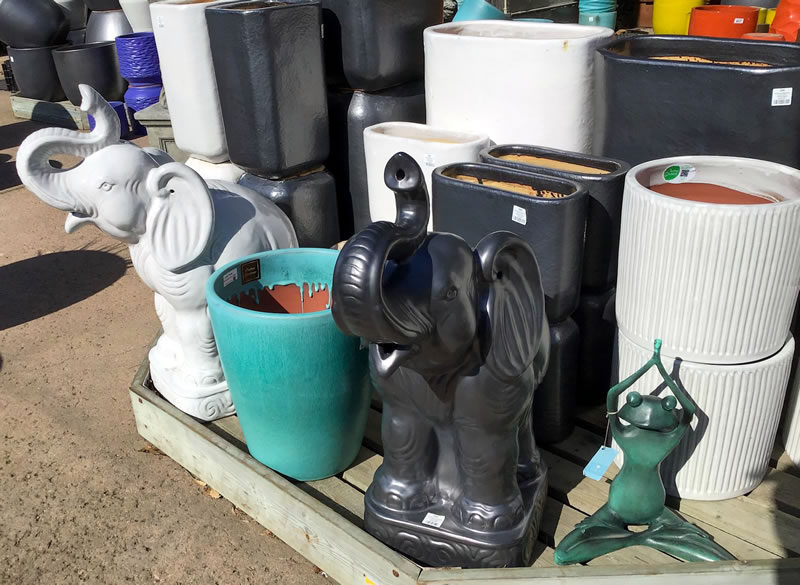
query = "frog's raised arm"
(651, 342, 696, 420)
(606, 339, 665, 415)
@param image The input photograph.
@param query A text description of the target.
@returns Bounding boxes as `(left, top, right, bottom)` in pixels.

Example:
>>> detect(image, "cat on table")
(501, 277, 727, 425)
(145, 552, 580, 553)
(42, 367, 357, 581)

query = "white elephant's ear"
(145, 162, 215, 272)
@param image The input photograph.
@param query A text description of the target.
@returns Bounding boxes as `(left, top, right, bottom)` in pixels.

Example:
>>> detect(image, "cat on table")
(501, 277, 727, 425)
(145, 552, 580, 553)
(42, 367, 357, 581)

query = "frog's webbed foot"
(554, 505, 632, 565)
(640, 510, 736, 562)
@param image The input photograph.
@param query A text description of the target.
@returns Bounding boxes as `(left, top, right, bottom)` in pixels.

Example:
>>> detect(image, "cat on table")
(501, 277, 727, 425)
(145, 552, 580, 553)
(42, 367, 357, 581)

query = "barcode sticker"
(422, 513, 445, 528)
(512, 205, 527, 225)
(772, 87, 793, 107)
(734, 17, 744, 23)
(223, 268, 238, 287)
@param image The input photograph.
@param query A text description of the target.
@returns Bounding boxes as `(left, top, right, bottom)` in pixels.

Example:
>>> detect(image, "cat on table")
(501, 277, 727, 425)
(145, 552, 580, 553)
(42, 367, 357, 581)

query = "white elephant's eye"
(100, 181, 113, 192)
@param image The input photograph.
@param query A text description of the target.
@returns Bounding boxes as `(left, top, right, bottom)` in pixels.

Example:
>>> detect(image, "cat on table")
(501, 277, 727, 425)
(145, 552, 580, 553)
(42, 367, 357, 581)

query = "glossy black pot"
(207, 0, 328, 178)
(238, 167, 340, 248)
(433, 162, 588, 323)
(0, 0, 69, 48)
(481, 145, 630, 291)
(597, 36, 800, 168)
(574, 288, 616, 406)
(85, 0, 121, 10)
(53, 41, 127, 105)
(321, 0, 441, 91)
(8, 44, 67, 101)
(532, 317, 579, 445)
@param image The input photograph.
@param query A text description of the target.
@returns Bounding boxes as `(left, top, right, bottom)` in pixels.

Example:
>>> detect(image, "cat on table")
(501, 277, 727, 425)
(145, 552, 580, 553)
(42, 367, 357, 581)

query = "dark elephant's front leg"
(516, 404, 542, 484)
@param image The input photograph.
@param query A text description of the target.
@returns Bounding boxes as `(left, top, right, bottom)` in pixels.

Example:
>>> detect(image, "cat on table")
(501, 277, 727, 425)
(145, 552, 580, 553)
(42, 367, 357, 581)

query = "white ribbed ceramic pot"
(781, 362, 800, 467)
(120, 0, 154, 32)
(424, 22, 613, 153)
(616, 156, 800, 363)
(150, 0, 235, 162)
(363, 122, 490, 230)
(614, 330, 793, 500)
(185, 157, 244, 183)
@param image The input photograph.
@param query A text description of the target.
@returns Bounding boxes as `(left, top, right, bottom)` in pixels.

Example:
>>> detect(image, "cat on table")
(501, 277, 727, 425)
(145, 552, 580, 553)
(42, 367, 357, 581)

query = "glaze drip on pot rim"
(499, 154, 609, 175)
(650, 182, 779, 205)
(453, 174, 568, 198)
(227, 282, 331, 314)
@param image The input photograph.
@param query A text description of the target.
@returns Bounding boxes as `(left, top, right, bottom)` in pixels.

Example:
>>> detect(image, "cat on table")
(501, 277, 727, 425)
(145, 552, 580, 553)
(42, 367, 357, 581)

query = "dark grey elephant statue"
(331, 153, 550, 568)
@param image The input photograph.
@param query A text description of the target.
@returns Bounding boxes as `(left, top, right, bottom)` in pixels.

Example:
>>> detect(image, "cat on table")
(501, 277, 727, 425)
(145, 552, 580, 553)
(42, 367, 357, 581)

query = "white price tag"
(512, 205, 527, 226)
(423, 153, 436, 167)
(772, 87, 793, 107)
(422, 513, 445, 528)
(223, 268, 238, 287)
(734, 17, 744, 23)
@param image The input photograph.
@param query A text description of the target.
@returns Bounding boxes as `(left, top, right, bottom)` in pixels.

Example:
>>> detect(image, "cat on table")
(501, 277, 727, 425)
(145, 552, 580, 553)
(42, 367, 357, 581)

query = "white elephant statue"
(17, 85, 298, 421)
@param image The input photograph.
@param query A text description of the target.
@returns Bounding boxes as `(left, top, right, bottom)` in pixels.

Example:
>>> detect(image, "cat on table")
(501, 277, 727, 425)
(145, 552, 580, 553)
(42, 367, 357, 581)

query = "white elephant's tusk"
(64, 212, 94, 234)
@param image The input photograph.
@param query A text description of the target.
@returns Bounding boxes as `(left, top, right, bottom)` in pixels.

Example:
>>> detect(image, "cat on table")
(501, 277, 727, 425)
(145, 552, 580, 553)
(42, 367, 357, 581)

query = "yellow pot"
(653, 0, 705, 34)
(766, 7, 776, 25)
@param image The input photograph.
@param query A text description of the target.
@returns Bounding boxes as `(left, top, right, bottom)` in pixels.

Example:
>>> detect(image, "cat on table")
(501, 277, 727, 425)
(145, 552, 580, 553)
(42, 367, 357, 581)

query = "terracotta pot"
(597, 35, 800, 168)
(481, 144, 630, 290)
(52, 41, 127, 105)
(615, 330, 793, 500)
(321, 0, 441, 91)
(364, 122, 489, 230)
(770, 0, 800, 40)
(533, 317, 579, 444)
(424, 22, 613, 153)
(0, 0, 69, 48)
(85, 9, 133, 43)
(432, 162, 588, 322)
(238, 168, 341, 249)
(206, 0, 328, 178)
(8, 45, 67, 102)
(616, 155, 800, 363)
(150, 0, 237, 162)
(574, 287, 616, 405)
(689, 5, 759, 37)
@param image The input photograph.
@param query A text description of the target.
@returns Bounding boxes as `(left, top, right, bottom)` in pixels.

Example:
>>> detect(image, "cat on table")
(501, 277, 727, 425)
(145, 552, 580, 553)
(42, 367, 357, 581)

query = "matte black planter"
(321, 0, 441, 91)
(53, 42, 127, 105)
(0, 0, 69, 48)
(532, 317, 579, 445)
(238, 167, 340, 248)
(206, 0, 328, 178)
(573, 287, 616, 406)
(433, 162, 588, 323)
(481, 145, 630, 291)
(597, 36, 800, 168)
(8, 45, 67, 102)
(85, 0, 122, 10)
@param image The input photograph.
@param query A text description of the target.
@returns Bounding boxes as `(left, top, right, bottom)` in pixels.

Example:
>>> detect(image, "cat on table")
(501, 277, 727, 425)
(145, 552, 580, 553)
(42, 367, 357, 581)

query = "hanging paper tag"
(583, 446, 619, 481)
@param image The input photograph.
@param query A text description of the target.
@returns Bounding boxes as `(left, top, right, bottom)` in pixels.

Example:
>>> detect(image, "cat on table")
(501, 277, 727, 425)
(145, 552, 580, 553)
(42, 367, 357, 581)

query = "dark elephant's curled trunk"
(332, 152, 429, 343)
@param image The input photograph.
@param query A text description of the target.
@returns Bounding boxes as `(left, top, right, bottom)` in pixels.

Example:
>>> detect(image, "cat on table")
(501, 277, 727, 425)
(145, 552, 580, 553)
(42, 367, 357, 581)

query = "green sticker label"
(663, 165, 681, 182)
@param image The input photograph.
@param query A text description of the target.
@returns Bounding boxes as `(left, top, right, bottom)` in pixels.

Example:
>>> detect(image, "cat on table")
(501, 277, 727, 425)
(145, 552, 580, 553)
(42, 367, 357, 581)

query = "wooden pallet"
(129, 354, 800, 585)
(10, 94, 89, 130)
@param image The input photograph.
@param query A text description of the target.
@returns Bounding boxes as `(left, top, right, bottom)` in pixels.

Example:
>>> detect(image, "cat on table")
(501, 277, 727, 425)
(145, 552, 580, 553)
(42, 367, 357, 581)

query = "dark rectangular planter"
(481, 144, 630, 291)
(573, 287, 616, 406)
(532, 317, 578, 445)
(238, 166, 340, 249)
(597, 35, 800, 168)
(432, 162, 588, 323)
(206, 0, 329, 178)
(321, 0, 441, 91)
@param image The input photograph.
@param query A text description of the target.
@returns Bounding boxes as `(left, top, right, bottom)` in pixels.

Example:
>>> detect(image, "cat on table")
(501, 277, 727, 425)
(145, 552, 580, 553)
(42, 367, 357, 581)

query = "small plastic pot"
(53, 42, 127, 105)
(115, 32, 161, 85)
(688, 5, 759, 37)
(8, 45, 68, 102)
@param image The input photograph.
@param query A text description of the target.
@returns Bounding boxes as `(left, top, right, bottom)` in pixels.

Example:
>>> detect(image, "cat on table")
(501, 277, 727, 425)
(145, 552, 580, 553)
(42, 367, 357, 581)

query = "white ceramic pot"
(363, 122, 490, 230)
(120, 0, 154, 32)
(55, 0, 88, 30)
(614, 330, 793, 500)
(616, 156, 800, 364)
(185, 157, 244, 184)
(424, 22, 613, 153)
(781, 356, 800, 467)
(150, 0, 235, 162)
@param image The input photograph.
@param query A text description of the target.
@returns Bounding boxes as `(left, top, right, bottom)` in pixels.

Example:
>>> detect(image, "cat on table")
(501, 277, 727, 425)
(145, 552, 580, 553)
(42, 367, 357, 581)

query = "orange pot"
(742, 31, 785, 40)
(689, 5, 759, 38)
(771, 0, 800, 42)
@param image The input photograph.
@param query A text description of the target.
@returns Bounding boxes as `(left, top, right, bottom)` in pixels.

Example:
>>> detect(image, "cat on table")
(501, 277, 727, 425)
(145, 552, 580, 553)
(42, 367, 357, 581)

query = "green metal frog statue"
(554, 340, 735, 565)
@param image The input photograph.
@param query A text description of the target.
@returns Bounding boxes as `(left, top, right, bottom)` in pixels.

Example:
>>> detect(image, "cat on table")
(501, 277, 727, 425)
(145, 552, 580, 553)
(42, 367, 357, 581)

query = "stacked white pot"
(363, 122, 490, 230)
(614, 155, 800, 500)
(149, 0, 243, 182)
(424, 22, 613, 153)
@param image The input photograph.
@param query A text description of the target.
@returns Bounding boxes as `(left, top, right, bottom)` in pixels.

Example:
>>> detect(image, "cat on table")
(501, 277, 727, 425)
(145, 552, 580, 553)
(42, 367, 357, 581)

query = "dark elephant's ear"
(476, 231, 547, 382)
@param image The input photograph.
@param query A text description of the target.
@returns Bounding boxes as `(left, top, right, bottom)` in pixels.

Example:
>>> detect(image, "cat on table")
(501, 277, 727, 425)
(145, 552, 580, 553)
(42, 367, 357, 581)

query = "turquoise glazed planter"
(206, 249, 370, 481)
(453, 0, 507, 21)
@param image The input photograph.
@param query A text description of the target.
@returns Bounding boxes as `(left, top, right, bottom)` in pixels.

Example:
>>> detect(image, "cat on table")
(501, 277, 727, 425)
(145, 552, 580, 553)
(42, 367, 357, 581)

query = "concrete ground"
(0, 90, 331, 585)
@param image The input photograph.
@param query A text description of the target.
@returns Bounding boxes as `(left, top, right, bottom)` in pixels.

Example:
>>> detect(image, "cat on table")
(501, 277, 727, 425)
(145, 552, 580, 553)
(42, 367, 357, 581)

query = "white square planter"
(150, 0, 235, 162)
(363, 122, 489, 230)
(424, 22, 613, 153)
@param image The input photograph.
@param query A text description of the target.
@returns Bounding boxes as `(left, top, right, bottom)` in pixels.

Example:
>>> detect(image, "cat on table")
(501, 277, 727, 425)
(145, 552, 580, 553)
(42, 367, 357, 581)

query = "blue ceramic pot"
(206, 248, 371, 481)
(124, 83, 161, 111)
(115, 32, 161, 84)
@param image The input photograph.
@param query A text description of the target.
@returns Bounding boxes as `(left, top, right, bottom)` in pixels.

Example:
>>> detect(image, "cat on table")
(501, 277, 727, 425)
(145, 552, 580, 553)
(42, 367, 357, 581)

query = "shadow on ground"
(0, 152, 18, 191)
(0, 120, 47, 151)
(0, 249, 128, 331)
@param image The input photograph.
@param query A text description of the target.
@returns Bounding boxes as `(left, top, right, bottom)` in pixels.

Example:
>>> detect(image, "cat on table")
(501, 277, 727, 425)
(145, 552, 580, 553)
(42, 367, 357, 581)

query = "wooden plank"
(417, 558, 800, 585)
(129, 386, 421, 585)
(747, 469, 800, 518)
(10, 94, 89, 130)
(772, 442, 800, 478)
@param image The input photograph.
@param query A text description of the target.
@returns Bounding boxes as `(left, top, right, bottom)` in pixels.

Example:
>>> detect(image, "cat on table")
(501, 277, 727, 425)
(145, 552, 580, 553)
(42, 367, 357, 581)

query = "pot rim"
(207, 248, 339, 322)
(692, 4, 760, 13)
(53, 40, 116, 52)
(433, 161, 587, 204)
(483, 144, 630, 179)
(627, 155, 800, 208)
(425, 20, 614, 43)
(152, 0, 240, 9)
(9, 43, 72, 52)
(115, 31, 156, 41)
(206, 0, 319, 13)
(365, 122, 489, 148)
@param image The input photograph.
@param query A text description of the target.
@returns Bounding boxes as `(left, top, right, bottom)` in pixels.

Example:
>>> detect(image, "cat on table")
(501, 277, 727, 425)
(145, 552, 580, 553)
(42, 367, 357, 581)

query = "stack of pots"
(481, 146, 630, 422)
(205, 0, 338, 248)
(115, 32, 161, 135)
(85, 0, 133, 43)
(323, 0, 441, 237)
(614, 155, 800, 500)
(150, 0, 244, 184)
(55, 0, 88, 44)
(1, 0, 70, 102)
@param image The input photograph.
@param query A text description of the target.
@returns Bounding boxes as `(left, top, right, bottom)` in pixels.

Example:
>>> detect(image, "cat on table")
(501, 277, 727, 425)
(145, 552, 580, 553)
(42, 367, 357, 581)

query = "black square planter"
(481, 144, 630, 291)
(432, 162, 588, 323)
(321, 0, 442, 91)
(206, 0, 329, 178)
(574, 287, 616, 406)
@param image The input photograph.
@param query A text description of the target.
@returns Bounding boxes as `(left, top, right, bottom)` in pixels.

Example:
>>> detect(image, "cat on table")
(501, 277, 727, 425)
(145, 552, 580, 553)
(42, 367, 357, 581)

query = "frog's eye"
(626, 391, 642, 407)
(662, 396, 677, 411)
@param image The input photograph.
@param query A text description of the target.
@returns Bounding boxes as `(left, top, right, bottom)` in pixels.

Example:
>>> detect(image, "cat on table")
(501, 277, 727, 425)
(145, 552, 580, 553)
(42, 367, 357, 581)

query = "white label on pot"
(512, 205, 527, 225)
(772, 87, 793, 107)
(424, 153, 436, 167)
(8, 56, 13, 63)
(156, 16, 164, 28)
(734, 17, 745, 23)
(223, 268, 238, 287)
(663, 164, 696, 184)
(422, 513, 445, 528)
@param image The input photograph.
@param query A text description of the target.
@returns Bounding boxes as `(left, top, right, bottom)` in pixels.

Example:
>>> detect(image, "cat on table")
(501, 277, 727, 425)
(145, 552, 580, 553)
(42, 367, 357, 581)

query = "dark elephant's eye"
(445, 286, 458, 301)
